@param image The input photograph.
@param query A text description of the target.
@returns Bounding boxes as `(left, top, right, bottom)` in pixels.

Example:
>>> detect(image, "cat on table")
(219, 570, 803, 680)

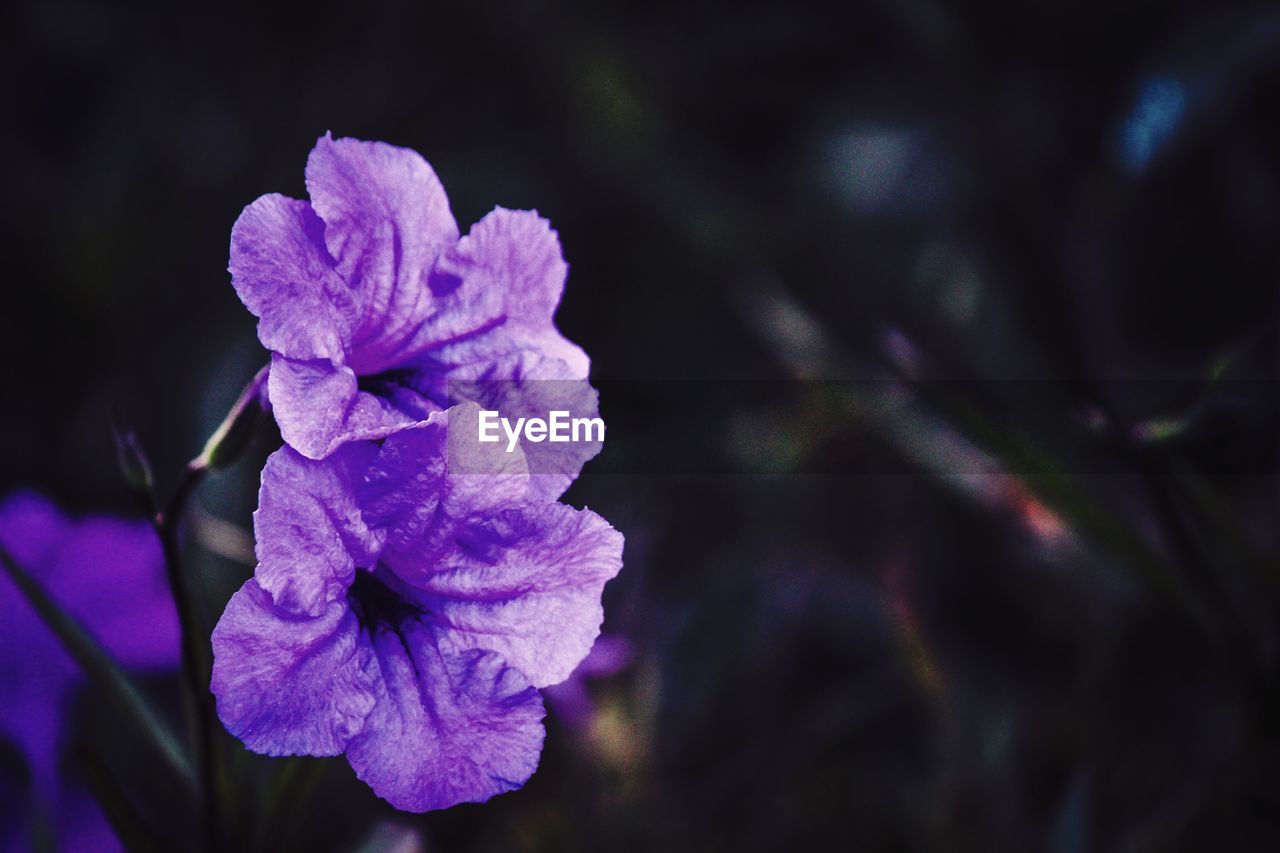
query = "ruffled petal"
(253, 442, 381, 617)
(446, 208, 566, 324)
(229, 194, 357, 362)
(345, 621, 544, 812)
(397, 501, 624, 688)
(344, 408, 620, 686)
(416, 207, 589, 378)
(305, 134, 459, 375)
(267, 354, 420, 460)
(357, 405, 529, 560)
(447, 349, 602, 501)
(210, 580, 377, 757)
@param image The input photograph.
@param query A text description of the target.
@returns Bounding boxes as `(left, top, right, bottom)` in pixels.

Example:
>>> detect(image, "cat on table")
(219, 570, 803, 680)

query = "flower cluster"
(214, 135, 623, 811)
(0, 491, 179, 852)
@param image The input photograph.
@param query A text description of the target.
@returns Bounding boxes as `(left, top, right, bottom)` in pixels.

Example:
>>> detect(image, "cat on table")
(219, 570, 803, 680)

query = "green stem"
(153, 462, 219, 850)
(153, 365, 267, 850)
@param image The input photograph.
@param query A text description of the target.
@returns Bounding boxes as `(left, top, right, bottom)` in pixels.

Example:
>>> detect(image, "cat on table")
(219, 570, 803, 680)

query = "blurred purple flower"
(543, 634, 633, 730)
(0, 492, 180, 852)
(230, 133, 597, 497)
(210, 404, 623, 812)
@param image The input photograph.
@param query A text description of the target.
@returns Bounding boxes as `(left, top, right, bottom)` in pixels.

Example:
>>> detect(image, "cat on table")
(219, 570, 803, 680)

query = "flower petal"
(345, 621, 544, 812)
(450, 208, 566, 322)
(267, 354, 419, 460)
(357, 406, 530, 560)
(305, 134, 459, 375)
(253, 442, 382, 616)
(403, 501, 624, 688)
(447, 349, 602, 501)
(347, 410, 621, 686)
(422, 207, 589, 377)
(0, 491, 69, 569)
(51, 517, 178, 669)
(210, 580, 377, 757)
(56, 789, 125, 853)
(229, 194, 357, 362)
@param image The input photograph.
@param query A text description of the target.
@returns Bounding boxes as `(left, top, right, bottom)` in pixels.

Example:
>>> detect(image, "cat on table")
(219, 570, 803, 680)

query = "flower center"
(353, 369, 445, 420)
(348, 568, 423, 630)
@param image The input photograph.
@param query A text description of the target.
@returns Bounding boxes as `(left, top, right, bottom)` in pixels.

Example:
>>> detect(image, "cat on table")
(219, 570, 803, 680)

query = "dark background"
(3, 1, 1280, 850)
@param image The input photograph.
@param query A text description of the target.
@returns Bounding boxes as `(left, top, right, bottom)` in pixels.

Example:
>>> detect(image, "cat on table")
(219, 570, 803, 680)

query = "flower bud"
(196, 367, 268, 471)
(110, 408, 155, 498)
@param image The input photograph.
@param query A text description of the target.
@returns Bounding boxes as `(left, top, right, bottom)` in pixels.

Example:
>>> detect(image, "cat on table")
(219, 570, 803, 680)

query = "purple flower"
(231, 133, 598, 497)
(210, 404, 623, 812)
(0, 491, 180, 852)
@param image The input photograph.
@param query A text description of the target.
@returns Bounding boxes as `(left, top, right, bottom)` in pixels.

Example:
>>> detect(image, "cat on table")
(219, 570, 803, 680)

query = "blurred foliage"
(2, 0, 1279, 850)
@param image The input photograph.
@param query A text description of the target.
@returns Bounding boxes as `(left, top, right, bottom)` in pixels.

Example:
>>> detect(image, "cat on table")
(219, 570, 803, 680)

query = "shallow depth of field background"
(2, 1, 1279, 850)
